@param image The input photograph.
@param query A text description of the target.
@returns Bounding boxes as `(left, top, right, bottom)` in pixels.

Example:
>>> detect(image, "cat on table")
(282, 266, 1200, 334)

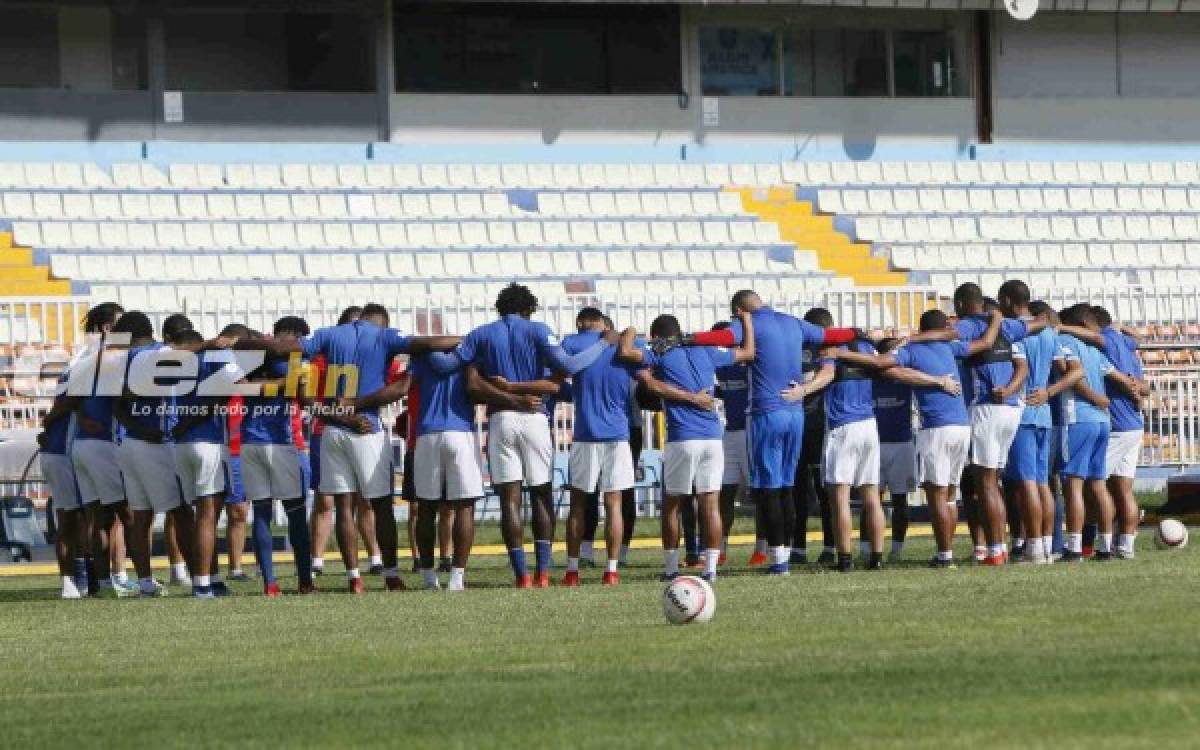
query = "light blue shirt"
(1059, 334, 1114, 425)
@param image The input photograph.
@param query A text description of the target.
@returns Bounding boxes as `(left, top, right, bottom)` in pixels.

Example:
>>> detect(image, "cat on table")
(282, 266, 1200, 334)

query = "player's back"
(873, 376, 913, 444)
(734, 307, 820, 415)
(822, 339, 877, 428)
(892, 340, 968, 428)
(121, 341, 168, 438)
(957, 315, 1027, 406)
(1102, 327, 1143, 431)
(242, 357, 293, 445)
(303, 320, 409, 428)
(1020, 324, 1059, 427)
(649, 346, 724, 441)
(564, 331, 638, 442)
(716, 361, 749, 432)
(409, 355, 474, 436)
(459, 315, 553, 383)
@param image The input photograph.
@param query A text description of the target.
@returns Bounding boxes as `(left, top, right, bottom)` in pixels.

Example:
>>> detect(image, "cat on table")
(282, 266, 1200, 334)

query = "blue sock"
(1082, 522, 1099, 549)
(508, 547, 528, 578)
(684, 534, 699, 557)
(252, 501, 275, 584)
(73, 558, 89, 589)
(1052, 496, 1065, 554)
(534, 540, 553, 574)
(284, 502, 312, 586)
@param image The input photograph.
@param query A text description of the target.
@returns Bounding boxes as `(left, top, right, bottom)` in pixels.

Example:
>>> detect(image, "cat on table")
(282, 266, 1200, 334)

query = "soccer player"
(40, 386, 87, 598)
(663, 290, 858, 575)
(441, 286, 609, 588)
(952, 283, 1042, 565)
(835, 309, 1000, 567)
(237, 304, 459, 592)
(997, 280, 1062, 564)
(111, 311, 192, 597)
(240, 316, 314, 595)
(872, 337, 917, 562)
(617, 312, 755, 581)
(712, 322, 757, 564)
(795, 307, 838, 566)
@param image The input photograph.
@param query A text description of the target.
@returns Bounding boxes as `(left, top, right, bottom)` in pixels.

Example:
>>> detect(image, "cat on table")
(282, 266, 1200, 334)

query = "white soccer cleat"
(61, 578, 83, 600)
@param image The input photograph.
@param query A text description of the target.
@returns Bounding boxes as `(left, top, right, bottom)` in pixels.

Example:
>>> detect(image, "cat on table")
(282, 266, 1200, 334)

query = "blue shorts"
(1050, 425, 1065, 473)
(1060, 422, 1109, 480)
(748, 408, 805, 490)
(1005, 425, 1050, 483)
(224, 455, 246, 505)
(309, 433, 321, 491)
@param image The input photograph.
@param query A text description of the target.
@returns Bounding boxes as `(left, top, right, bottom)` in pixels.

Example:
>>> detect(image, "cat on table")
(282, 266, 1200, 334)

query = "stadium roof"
(448, 0, 1198, 11)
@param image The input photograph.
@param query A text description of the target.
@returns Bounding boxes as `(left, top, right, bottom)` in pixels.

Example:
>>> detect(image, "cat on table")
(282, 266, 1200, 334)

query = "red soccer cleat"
(601, 571, 620, 586)
(264, 582, 282, 598)
(718, 552, 728, 566)
(560, 571, 580, 587)
(348, 577, 366, 595)
(982, 554, 1006, 566)
(385, 576, 406, 592)
(515, 574, 533, 589)
(748, 551, 769, 566)
(533, 571, 551, 588)
(298, 582, 317, 595)
(1082, 546, 1095, 559)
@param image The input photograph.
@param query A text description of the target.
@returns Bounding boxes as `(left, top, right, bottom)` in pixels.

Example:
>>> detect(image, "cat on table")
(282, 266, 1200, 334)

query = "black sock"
(838, 552, 853, 572)
(868, 552, 883, 569)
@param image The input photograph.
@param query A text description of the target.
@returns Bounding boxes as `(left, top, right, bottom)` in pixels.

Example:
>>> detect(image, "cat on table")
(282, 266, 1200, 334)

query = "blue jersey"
(892, 340, 970, 428)
(956, 316, 1028, 407)
(41, 399, 73, 455)
(1058, 334, 1113, 425)
(642, 345, 734, 442)
(454, 314, 606, 383)
(75, 395, 116, 442)
(242, 358, 294, 445)
(120, 342, 169, 440)
(820, 339, 877, 430)
(1102, 327, 1144, 433)
(563, 331, 643, 442)
(729, 307, 825, 415)
(873, 377, 913, 443)
(302, 321, 411, 432)
(716, 362, 749, 432)
(1019, 322, 1061, 428)
(409, 354, 474, 435)
(174, 351, 233, 444)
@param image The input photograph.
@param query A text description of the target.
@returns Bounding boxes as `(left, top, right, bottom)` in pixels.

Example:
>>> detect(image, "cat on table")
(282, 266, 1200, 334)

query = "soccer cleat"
(972, 547, 988, 563)
(927, 556, 957, 569)
(311, 565, 324, 577)
(438, 558, 453, 574)
(369, 563, 385, 575)
(140, 580, 168, 598)
(982, 554, 1006, 566)
(601, 571, 620, 586)
(298, 582, 317, 595)
(684, 554, 702, 568)
(765, 563, 791, 576)
(700, 572, 716, 583)
(1093, 550, 1113, 562)
(1059, 550, 1085, 563)
(348, 577, 366, 594)
(867, 556, 884, 571)
(1082, 545, 1095, 559)
(560, 571, 580, 587)
(817, 550, 836, 566)
(658, 572, 679, 582)
(748, 550, 769, 566)
(789, 550, 808, 565)
(385, 576, 406, 592)
(838, 557, 854, 574)
(514, 574, 533, 589)
(264, 582, 282, 597)
(229, 571, 251, 582)
(718, 552, 727, 566)
(61, 581, 83, 600)
(210, 581, 230, 597)
(447, 579, 465, 592)
(192, 587, 215, 599)
(533, 571, 551, 589)
(1114, 548, 1135, 560)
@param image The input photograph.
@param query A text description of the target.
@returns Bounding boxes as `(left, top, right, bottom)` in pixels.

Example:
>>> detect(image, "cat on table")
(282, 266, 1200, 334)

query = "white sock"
(346, 568, 361, 580)
(580, 541, 594, 561)
(704, 549, 720, 576)
(172, 562, 189, 579)
(421, 568, 438, 588)
(230, 568, 244, 577)
(937, 549, 954, 561)
(1098, 533, 1113, 554)
(195, 574, 211, 587)
(1027, 538, 1043, 559)
(370, 555, 383, 567)
(449, 568, 465, 591)
(663, 549, 679, 576)
(618, 544, 630, 564)
(606, 558, 619, 573)
(770, 546, 789, 565)
(1014, 537, 1025, 549)
(1043, 536, 1054, 555)
(311, 557, 324, 570)
(754, 539, 768, 554)
(115, 571, 129, 585)
(890, 540, 904, 556)
(1068, 534, 1083, 554)
(1118, 533, 1136, 554)
(974, 545, 988, 559)
(566, 557, 579, 573)
(139, 577, 157, 593)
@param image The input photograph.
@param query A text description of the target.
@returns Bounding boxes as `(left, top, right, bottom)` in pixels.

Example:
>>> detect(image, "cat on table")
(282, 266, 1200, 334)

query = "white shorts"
(879, 441, 917, 495)
(969, 404, 1022, 470)
(241, 443, 305, 502)
(117, 438, 183, 512)
(569, 441, 635, 494)
(664, 439, 724, 495)
(487, 411, 553, 486)
(1106, 430, 1142, 480)
(318, 426, 393, 498)
(916, 425, 971, 487)
(823, 418, 881, 487)
(415, 431, 485, 501)
(174, 442, 228, 504)
(721, 430, 749, 487)
(71, 439, 124, 506)
(41, 453, 82, 511)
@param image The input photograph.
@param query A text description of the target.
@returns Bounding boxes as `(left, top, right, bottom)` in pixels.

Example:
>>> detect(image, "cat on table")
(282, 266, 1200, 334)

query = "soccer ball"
(1154, 519, 1189, 550)
(662, 576, 715, 625)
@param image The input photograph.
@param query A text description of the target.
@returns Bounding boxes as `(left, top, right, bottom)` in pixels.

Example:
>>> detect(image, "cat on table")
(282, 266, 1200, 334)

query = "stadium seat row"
(14, 219, 785, 250)
(47, 247, 814, 282)
(816, 187, 1200, 215)
(855, 214, 1200, 243)
(889, 242, 1200, 271)
(928, 269, 1200, 298)
(0, 190, 747, 221)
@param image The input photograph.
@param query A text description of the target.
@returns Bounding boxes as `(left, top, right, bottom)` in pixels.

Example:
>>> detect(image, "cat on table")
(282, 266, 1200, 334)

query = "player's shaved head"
(919, 309, 950, 332)
(220, 322, 251, 339)
(1029, 300, 1059, 325)
(273, 316, 310, 337)
(1091, 306, 1113, 328)
(997, 279, 1031, 316)
(496, 283, 538, 318)
(730, 289, 762, 315)
(337, 306, 363, 325)
(576, 307, 605, 331)
(361, 303, 389, 327)
(953, 283, 984, 315)
(161, 313, 194, 344)
(650, 314, 682, 340)
(876, 337, 901, 354)
(174, 329, 204, 347)
(112, 311, 154, 340)
(804, 307, 833, 328)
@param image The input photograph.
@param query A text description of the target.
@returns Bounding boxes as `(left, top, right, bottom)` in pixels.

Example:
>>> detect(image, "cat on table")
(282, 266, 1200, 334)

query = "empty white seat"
(281, 164, 312, 189)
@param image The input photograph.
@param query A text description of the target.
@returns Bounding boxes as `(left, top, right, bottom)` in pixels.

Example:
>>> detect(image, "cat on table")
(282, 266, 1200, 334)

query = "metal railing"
(0, 297, 90, 347)
(1035, 286, 1200, 328)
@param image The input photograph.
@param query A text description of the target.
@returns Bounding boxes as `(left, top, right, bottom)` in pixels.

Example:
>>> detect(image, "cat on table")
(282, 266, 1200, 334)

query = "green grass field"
(1, 532, 1197, 749)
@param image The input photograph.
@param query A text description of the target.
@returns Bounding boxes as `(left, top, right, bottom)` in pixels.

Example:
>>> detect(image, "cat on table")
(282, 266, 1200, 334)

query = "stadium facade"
(1, 0, 1199, 157)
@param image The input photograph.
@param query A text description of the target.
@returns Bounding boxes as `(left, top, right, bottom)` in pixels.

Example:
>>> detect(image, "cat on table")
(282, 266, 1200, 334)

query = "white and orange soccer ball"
(662, 575, 715, 625)
(1154, 519, 1189, 550)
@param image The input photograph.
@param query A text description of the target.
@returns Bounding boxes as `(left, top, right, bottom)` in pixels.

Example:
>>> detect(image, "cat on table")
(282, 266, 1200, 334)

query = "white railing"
(0, 297, 90, 346)
(1143, 372, 1200, 467)
(1035, 286, 1200, 327)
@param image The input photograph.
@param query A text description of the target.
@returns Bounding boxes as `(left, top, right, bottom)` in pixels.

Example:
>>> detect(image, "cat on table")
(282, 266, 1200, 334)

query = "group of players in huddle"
(36, 277, 1149, 599)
